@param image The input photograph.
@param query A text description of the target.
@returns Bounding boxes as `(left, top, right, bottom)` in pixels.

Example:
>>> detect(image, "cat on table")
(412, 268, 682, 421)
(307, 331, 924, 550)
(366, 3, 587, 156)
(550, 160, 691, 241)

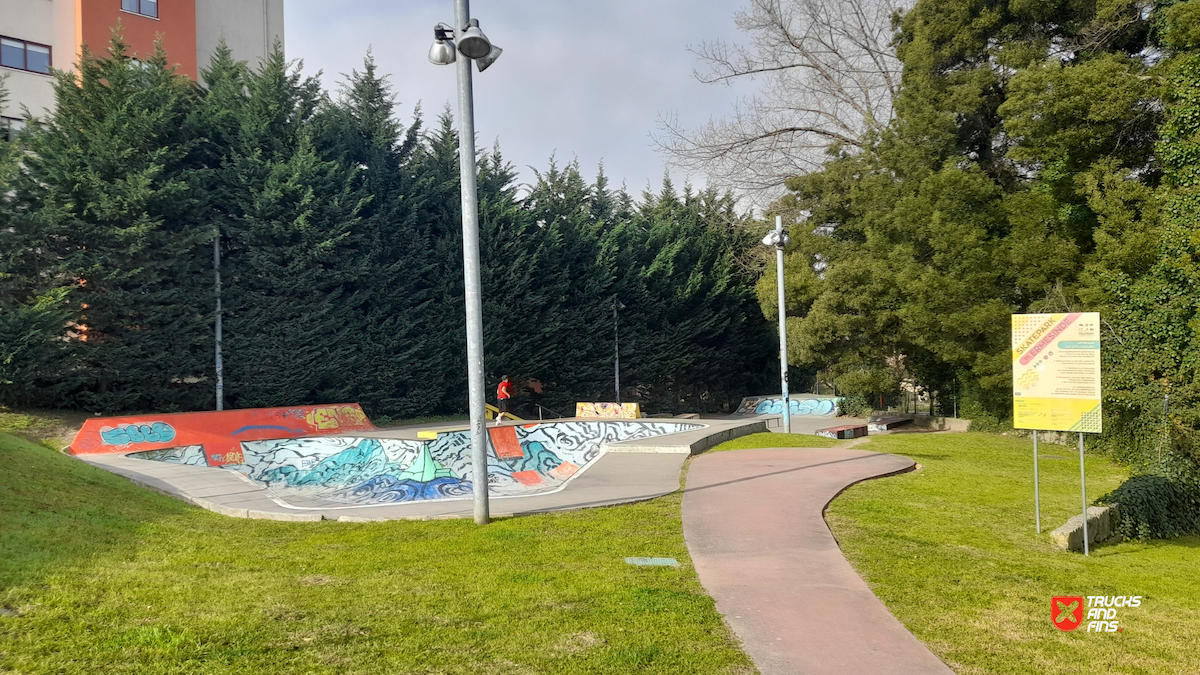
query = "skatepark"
(55, 396, 972, 674)
(67, 394, 864, 521)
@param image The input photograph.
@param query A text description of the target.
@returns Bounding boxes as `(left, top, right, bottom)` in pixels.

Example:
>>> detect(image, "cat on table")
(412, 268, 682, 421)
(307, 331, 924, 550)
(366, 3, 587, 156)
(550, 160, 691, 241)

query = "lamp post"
(612, 298, 625, 403)
(429, 1, 503, 525)
(213, 231, 224, 411)
(762, 216, 791, 434)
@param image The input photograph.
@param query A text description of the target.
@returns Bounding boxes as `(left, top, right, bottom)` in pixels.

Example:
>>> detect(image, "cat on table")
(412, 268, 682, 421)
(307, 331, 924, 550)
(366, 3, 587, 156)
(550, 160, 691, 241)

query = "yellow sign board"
(1011, 313, 1102, 432)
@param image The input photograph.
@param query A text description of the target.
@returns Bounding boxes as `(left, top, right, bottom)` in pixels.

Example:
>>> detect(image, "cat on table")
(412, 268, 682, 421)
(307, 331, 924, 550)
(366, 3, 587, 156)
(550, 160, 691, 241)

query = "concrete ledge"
(604, 419, 767, 455)
(866, 415, 913, 432)
(191, 498, 250, 519)
(817, 424, 868, 439)
(1051, 505, 1121, 551)
(909, 414, 970, 432)
(246, 509, 324, 522)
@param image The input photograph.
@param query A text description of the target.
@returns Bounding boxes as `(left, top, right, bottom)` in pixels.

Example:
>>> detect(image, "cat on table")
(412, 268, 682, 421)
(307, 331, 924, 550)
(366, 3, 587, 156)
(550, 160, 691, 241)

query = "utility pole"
(214, 232, 224, 411)
(613, 298, 625, 403)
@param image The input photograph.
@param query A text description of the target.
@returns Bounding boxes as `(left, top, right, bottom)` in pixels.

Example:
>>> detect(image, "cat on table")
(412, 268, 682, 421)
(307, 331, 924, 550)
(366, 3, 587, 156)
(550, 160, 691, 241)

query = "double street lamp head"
(762, 230, 791, 248)
(429, 18, 503, 72)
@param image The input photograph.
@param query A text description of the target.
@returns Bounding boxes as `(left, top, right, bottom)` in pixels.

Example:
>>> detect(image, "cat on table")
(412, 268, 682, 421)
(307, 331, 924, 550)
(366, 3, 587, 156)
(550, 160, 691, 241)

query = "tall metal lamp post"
(429, 1, 503, 525)
(762, 216, 792, 434)
(612, 298, 625, 403)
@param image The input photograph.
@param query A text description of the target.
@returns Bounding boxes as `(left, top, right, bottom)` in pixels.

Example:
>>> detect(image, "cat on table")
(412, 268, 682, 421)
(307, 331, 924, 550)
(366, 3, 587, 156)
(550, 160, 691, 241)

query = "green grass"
(709, 432, 846, 451)
(0, 433, 754, 674)
(825, 432, 1200, 675)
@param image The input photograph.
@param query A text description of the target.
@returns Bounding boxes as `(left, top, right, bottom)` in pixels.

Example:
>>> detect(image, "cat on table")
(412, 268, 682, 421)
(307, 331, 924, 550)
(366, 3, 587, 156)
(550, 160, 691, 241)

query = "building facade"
(1, 0, 283, 137)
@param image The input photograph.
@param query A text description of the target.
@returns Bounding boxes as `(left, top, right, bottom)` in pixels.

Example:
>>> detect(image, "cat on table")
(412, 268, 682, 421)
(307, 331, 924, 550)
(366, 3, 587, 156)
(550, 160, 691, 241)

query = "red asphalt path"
(682, 448, 957, 675)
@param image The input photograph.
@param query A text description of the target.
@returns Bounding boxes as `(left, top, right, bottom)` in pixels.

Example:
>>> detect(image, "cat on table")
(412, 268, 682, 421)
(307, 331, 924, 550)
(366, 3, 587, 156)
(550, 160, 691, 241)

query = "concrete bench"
(815, 424, 868, 439)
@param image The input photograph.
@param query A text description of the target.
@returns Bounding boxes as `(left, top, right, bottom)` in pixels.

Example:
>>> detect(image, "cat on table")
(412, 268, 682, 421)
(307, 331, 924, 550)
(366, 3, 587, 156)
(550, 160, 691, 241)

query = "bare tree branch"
(656, 0, 910, 207)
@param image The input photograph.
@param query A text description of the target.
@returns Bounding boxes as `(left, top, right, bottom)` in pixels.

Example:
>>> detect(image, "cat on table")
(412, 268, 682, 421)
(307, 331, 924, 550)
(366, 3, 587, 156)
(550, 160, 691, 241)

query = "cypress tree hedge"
(0, 38, 774, 419)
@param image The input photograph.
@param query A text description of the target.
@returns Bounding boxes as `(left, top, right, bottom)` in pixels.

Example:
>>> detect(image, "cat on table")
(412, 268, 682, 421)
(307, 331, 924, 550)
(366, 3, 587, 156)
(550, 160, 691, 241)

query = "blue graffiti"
(753, 398, 837, 416)
(504, 440, 568, 474)
(344, 475, 472, 502)
(100, 422, 176, 446)
(258, 438, 399, 489)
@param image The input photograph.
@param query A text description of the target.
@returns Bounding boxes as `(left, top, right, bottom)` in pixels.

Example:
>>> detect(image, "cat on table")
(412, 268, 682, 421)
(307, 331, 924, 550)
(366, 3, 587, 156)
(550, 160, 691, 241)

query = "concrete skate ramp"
(734, 395, 843, 417)
(130, 420, 701, 508)
(69, 404, 376, 463)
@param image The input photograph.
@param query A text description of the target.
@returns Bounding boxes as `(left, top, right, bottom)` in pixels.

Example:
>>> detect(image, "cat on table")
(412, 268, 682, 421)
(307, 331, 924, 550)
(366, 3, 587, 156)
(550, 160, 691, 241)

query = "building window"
(1, 117, 26, 142)
(121, 0, 159, 19)
(0, 37, 52, 74)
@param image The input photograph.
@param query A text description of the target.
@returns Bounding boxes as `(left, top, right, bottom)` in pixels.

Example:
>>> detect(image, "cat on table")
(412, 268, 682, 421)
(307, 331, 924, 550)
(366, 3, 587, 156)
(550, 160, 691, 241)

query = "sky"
(284, 0, 758, 196)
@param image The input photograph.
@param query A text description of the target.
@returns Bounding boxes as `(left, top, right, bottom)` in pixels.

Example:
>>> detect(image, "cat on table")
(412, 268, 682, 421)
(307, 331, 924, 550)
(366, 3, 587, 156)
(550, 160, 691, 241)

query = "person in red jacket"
(496, 375, 513, 422)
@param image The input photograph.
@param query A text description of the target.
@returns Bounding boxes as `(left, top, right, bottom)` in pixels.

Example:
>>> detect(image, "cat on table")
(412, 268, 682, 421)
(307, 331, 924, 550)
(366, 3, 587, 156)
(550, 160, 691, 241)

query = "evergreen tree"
(314, 54, 442, 419)
(3, 36, 212, 411)
(213, 45, 370, 408)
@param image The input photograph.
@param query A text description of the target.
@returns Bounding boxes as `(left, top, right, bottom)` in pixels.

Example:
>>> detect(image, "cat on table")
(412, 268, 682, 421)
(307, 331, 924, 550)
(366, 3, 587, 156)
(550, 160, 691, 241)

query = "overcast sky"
(285, 0, 758, 196)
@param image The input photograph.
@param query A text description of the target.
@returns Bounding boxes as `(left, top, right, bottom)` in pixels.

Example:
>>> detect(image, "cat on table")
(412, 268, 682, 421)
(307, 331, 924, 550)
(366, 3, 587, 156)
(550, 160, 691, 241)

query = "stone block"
(1051, 505, 1121, 551)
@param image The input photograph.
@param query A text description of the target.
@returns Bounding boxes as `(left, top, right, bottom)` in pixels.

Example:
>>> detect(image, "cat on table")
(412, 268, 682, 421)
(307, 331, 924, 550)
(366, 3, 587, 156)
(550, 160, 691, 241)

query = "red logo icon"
(1052, 596, 1083, 631)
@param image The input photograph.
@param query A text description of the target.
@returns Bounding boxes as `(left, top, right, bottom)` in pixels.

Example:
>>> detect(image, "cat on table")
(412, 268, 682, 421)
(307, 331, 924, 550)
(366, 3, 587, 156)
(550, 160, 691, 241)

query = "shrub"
(838, 393, 874, 418)
(1097, 474, 1200, 541)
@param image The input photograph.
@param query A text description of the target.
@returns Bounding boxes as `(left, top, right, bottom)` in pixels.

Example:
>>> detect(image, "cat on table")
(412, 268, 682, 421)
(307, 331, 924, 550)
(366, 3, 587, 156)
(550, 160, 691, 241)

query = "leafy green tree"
(1098, 5, 1200, 477)
(768, 0, 1172, 416)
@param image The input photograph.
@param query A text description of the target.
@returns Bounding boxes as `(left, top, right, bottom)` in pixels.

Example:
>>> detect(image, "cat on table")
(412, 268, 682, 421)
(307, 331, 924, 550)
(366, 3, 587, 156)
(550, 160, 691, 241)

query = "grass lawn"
(710, 432, 845, 451)
(824, 432, 1200, 675)
(0, 433, 754, 675)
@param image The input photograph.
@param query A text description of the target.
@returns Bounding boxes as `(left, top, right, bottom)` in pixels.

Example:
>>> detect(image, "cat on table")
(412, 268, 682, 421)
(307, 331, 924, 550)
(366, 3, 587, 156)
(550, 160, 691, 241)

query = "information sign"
(1011, 312, 1102, 432)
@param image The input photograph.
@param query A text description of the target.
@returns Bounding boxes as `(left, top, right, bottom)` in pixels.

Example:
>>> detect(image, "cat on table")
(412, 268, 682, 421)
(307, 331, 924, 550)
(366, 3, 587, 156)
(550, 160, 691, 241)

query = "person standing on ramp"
(496, 375, 513, 423)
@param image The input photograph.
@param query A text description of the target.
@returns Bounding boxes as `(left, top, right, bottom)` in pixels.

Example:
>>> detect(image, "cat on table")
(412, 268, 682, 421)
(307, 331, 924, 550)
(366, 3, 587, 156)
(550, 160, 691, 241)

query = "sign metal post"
(1033, 429, 1041, 533)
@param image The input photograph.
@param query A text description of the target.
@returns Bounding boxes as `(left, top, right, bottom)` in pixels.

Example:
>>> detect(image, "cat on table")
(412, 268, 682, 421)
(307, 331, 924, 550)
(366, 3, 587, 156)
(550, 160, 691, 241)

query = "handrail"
(529, 403, 566, 420)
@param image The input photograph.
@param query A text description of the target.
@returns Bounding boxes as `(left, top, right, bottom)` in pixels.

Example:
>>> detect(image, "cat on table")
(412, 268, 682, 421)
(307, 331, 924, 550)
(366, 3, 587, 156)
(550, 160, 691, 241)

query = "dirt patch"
(552, 631, 606, 654)
(0, 408, 91, 449)
(297, 575, 345, 587)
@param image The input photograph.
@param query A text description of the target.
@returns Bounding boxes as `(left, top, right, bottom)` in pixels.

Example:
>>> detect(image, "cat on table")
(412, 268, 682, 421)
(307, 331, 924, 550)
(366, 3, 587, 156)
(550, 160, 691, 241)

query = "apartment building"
(1, 0, 284, 138)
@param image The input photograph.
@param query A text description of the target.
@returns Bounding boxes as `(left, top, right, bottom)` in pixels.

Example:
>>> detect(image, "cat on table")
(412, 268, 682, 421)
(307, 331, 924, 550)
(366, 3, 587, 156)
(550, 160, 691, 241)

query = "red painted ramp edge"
(69, 404, 377, 466)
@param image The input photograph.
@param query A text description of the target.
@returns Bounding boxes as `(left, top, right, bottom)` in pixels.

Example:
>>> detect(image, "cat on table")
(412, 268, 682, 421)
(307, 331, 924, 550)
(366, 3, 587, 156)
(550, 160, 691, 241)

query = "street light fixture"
(429, 1, 503, 525)
(427, 24, 456, 65)
(762, 216, 792, 434)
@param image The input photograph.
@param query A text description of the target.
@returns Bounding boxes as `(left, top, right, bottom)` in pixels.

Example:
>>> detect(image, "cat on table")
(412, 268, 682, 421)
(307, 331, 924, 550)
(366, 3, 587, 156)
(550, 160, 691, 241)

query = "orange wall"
(77, 0, 198, 79)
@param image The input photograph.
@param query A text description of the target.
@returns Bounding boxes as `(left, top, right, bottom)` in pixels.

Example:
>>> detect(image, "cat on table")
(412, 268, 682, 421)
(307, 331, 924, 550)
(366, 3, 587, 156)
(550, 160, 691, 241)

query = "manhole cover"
(625, 557, 679, 566)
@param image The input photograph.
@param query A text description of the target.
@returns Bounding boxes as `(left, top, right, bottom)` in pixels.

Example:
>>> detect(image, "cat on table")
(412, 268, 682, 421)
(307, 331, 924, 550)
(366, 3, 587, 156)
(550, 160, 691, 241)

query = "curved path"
(682, 447, 956, 675)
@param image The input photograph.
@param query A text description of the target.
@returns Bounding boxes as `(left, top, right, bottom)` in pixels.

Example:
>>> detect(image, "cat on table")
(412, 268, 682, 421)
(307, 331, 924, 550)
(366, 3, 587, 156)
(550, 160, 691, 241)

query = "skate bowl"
(127, 420, 703, 509)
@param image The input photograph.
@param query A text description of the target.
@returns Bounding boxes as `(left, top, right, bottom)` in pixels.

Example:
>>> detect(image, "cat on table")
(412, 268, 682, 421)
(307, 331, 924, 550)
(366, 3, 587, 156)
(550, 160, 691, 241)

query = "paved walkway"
(682, 447, 957, 675)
